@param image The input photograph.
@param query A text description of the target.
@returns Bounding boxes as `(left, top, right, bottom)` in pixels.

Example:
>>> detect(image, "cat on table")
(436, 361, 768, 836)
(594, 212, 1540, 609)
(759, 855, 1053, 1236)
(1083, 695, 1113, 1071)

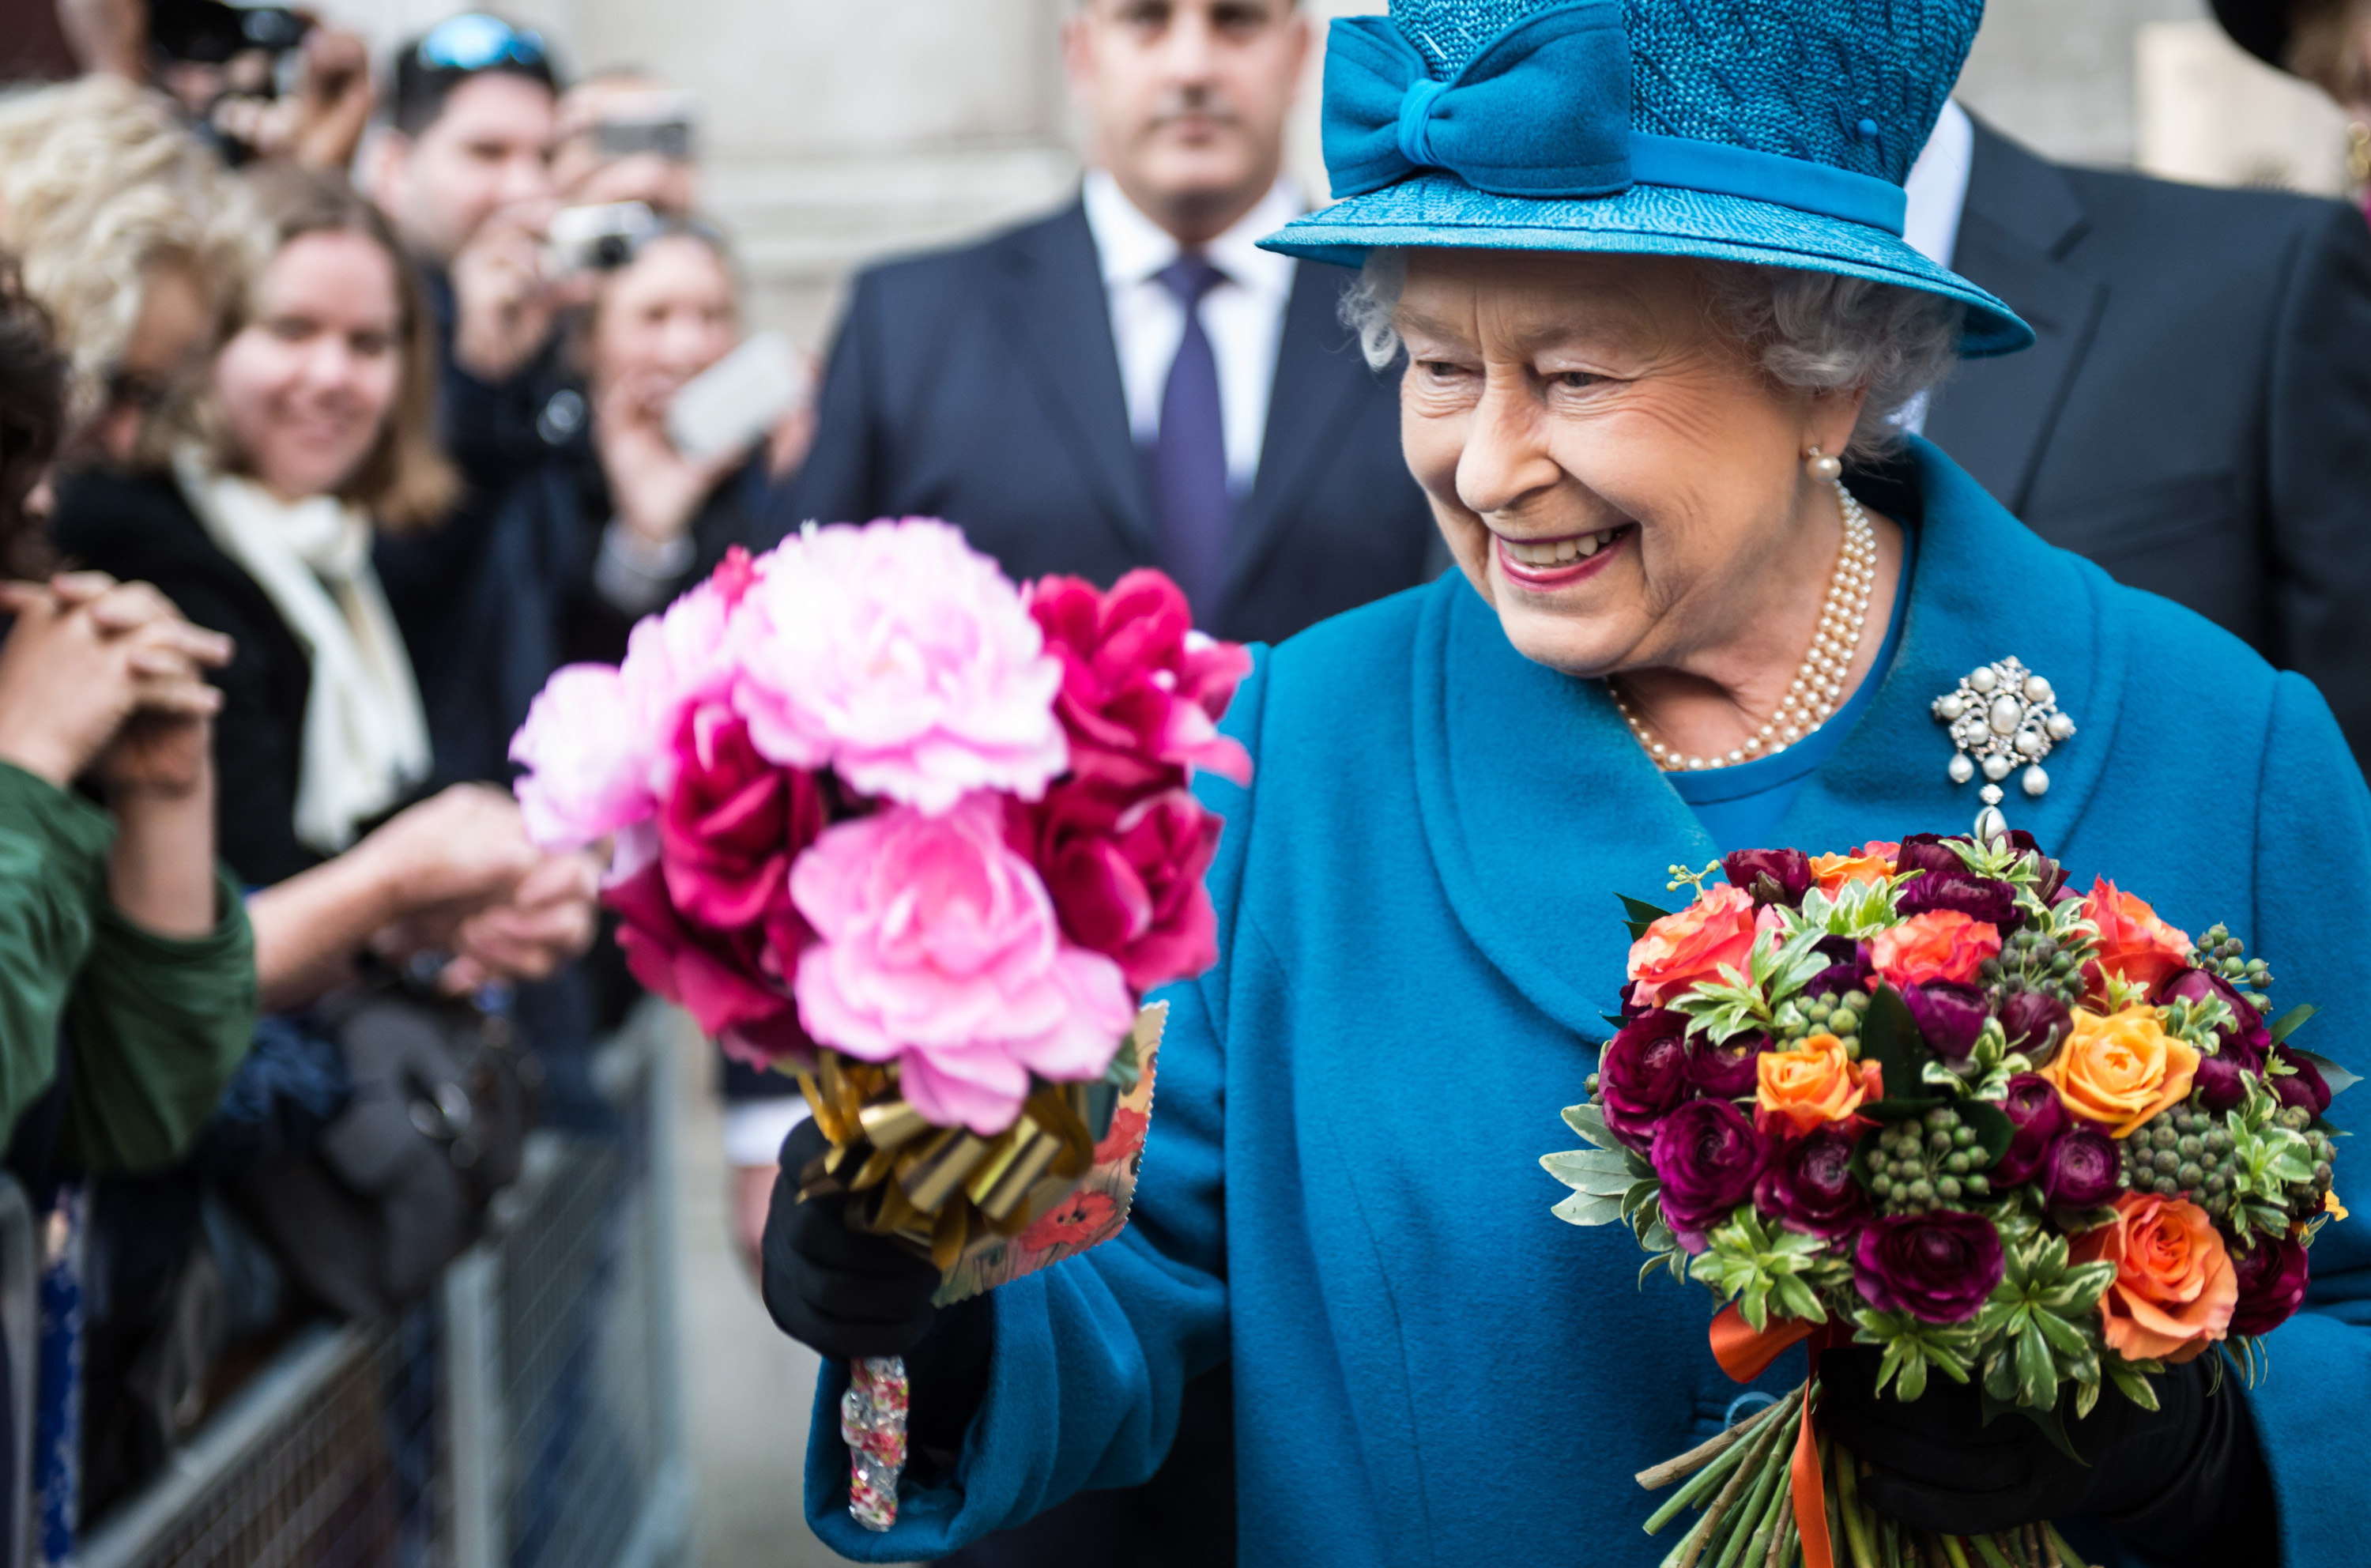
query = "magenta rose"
(1723, 850, 1812, 909)
(1896, 869, 2021, 930)
(1687, 1031, 1771, 1100)
(1008, 781, 1222, 993)
(790, 794, 1136, 1134)
(2041, 1126, 2123, 1209)
(1650, 1099, 1766, 1247)
(1893, 833, 1968, 879)
(1028, 570, 1253, 791)
(1853, 1210, 2004, 1324)
(2004, 831, 2071, 904)
(1598, 1010, 1694, 1151)
(604, 861, 812, 1068)
(2192, 1052, 2252, 1114)
(2228, 1235, 2311, 1336)
(1804, 936, 1875, 1000)
(658, 703, 827, 935)
(1755, 1125, 1869, 1238)
(1994, 1072, 2070, 1185)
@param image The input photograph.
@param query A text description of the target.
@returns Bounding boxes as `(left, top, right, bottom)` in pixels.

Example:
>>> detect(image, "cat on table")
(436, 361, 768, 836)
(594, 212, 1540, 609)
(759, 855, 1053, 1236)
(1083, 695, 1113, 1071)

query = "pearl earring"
(1806, 447, 1844, 483)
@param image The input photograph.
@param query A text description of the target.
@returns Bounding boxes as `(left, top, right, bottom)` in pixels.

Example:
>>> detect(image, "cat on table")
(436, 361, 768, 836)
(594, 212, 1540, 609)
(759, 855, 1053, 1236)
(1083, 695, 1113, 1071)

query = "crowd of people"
(0, 0, 2368, 1562)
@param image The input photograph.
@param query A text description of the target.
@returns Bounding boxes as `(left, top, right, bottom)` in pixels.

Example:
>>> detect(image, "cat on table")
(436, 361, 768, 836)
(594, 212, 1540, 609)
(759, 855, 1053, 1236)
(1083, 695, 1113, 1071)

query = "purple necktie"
(1150, 254, 1231, 624)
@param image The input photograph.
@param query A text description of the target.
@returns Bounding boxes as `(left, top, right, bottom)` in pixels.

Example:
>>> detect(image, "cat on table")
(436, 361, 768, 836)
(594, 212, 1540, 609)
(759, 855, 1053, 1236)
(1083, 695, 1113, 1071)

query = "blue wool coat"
(805, 437, 2371, 1566)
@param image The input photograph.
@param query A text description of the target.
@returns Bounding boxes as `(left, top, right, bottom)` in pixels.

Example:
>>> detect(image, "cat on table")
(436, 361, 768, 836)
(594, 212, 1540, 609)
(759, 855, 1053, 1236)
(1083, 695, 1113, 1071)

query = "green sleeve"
(62, 861, 257, 1174)
(0, 763, 111, 1134)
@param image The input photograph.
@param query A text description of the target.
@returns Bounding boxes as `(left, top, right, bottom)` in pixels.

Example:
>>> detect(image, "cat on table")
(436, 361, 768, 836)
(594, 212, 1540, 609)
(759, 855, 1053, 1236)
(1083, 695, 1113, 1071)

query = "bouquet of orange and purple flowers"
(508, 518, 1250, 1528)
(1545, 831, 2350, 1568)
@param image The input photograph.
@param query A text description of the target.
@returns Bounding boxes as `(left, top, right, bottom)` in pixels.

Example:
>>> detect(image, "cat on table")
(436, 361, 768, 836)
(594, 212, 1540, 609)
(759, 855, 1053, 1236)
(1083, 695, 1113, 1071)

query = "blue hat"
(1261, 0, 2034, 357)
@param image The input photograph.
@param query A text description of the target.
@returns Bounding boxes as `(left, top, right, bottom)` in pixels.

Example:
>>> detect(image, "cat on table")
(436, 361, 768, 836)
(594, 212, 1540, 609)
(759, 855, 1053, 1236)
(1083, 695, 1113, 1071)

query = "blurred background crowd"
(0, 1, 2365, 1566)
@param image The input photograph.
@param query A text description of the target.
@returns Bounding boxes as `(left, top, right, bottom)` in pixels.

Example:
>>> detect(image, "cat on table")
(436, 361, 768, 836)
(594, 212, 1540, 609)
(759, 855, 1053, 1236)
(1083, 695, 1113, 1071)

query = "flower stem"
(2040, 1524, 2090, 1568)
(1675, 1393, 1798, 1568)
(1939, 1536, 1974, 1568)
(1713, 1408, 1799, 1568)
(1646, 1385, 1803, 1535)
(1969, 1533, 2015, 1568)
(1830, 1447, 1880, 1568)
(1638, 1389, 1795, 1490)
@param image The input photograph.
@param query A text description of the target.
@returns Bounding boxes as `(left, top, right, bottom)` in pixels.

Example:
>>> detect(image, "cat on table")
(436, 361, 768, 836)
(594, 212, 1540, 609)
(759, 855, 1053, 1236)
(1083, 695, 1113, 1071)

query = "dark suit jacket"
(772, 198, 1442, 649)
(1928, 119, 2371, 759)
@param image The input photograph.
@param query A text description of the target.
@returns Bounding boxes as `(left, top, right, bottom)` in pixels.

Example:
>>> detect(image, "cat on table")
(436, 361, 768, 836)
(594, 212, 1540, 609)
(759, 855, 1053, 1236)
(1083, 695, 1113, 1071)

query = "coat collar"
(1409, 437, 2124, 1042)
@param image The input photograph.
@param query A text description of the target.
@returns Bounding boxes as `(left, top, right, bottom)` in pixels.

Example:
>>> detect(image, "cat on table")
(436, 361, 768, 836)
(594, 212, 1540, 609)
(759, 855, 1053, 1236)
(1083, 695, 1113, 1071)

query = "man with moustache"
(752, 4, 1442, 1563)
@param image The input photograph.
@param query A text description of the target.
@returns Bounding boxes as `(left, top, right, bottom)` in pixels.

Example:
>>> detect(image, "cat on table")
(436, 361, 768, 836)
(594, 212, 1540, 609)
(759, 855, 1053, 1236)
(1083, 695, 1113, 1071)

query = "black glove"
(1817, 1345, 2275, 1566)
(762, 1117, 945, 1359)
(760, 1118, 993, 1464)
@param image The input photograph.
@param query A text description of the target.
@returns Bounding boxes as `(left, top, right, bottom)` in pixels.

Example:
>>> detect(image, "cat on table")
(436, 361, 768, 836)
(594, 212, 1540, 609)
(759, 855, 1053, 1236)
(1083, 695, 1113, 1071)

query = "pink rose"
(1008, 782, 1222, 993)
(511, 664, 654, 850)
(729, 520, 1069, 814)
(603, 861, 813, 1069)
(790, 794, 1134, 1134)
(619, 571, 739, 743)
(658, 702, 826, 939)
(1028, 571, 1253, 790)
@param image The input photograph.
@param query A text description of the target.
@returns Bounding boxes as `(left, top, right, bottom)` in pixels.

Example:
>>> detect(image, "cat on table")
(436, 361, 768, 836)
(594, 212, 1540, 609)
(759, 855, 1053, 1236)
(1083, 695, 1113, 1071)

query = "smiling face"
(213, 228, 403, 503)
(1393, 248, 1866, 682)
(590, 233, 737, 403)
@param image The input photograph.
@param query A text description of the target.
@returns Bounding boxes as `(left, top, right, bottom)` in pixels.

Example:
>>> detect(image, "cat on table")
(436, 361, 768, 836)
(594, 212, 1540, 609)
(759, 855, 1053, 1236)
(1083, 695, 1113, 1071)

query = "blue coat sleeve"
(2233, 671, 2371, 1568)
(801, 651, 1268, 1560)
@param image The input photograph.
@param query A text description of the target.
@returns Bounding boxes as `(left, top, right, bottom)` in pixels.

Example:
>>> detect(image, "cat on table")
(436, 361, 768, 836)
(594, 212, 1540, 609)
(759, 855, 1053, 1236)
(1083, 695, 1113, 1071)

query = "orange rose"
(2041, 1006, 2199, 1137)
(2070, 1192, 2236, 1363)
(1756, 1032, 1881, 1133)
(1810, 841, 1900, 895)
(1870, 910, 2001, 988)
(2083, 878, 2193, 998)
(1628, 885, 1767, 1006)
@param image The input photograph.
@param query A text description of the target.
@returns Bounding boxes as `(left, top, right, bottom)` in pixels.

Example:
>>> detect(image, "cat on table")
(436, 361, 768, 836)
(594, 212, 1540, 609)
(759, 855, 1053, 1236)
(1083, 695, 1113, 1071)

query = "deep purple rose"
(1894, 833, 1969, 879)
(2003, 831, 2070, 903)
(1995, 1072, 2071, 1185)
(1902, 981, 1992, 1061)
(2271, 1046, 2333, 1118)
(2161, 968, 2268, 1067)
(1896, 870, 2022, 929)
(2041, 1126, 2122, 1209)
(2229, 1235, 2312, 1336)
(1998, 991, 2073, 1069)
(1724, 849, 1813, 909)
(1649, 1099, 1766, 1247)
(1852, 1210, 2005, 1324)
(1687, 1031, 1771, 1100)
(1805, 937, 1875, 1000)
(2192, 1051, 2252, 1114)
(1599, 1010, 1693, 1150)
(1755, 1125, 1870, 1238)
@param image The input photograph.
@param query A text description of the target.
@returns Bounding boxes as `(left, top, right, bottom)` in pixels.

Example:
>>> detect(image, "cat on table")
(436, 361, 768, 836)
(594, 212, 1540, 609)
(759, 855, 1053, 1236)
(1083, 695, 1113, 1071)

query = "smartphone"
(546, 201, 657, 277)
(667, 333, 805, 462)
(592, 92, 699, 163)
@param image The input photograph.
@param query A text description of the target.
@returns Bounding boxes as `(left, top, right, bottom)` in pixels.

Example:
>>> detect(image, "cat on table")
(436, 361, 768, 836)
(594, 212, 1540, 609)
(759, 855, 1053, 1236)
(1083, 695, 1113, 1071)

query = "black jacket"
(50, 469, 315, 887)
(1928, 119, 2371, 758)
(771, 198, 1443, 648)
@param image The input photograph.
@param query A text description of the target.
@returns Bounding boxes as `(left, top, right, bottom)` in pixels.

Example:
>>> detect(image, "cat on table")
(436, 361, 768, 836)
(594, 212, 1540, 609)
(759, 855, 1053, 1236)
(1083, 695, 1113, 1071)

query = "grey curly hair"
(1342, 248, 1964, 464)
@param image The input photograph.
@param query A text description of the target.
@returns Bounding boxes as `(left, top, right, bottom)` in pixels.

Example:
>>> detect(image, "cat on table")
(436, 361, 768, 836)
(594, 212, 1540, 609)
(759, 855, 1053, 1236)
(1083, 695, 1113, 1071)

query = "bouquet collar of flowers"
(1546, 831, 2351, 1568)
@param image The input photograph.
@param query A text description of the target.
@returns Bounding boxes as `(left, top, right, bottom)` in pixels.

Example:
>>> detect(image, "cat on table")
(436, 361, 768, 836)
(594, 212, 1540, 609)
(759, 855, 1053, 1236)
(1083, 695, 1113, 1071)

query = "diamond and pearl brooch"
(1931, 657, 2075, 808)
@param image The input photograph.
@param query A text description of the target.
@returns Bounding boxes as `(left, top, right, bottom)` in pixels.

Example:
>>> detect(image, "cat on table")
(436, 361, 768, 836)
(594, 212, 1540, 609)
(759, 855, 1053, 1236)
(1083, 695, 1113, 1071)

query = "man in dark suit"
(1905, 100, 2371, 758)
(747, 4, 1440, 1563)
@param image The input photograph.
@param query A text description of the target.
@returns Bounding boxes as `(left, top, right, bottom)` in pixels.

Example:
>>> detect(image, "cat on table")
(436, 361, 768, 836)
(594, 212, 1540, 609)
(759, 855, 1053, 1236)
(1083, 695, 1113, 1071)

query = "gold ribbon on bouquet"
(792, 1051, 1108, 1273)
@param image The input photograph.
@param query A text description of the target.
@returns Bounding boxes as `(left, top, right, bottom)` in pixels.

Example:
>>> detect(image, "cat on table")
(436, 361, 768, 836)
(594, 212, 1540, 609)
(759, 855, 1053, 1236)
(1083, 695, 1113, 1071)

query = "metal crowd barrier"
(74, 1008, 688, 1568)
(0, 1175, 36, 1568)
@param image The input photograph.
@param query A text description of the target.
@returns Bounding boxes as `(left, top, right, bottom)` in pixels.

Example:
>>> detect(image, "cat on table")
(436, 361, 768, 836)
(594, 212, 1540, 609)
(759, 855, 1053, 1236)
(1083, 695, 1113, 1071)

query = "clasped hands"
(0, 571, 228, 795)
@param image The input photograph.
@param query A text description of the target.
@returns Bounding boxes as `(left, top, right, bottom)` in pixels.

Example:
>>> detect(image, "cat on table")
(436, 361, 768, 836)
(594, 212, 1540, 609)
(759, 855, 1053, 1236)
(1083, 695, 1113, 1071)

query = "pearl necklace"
(1609, 480, 1878, 772)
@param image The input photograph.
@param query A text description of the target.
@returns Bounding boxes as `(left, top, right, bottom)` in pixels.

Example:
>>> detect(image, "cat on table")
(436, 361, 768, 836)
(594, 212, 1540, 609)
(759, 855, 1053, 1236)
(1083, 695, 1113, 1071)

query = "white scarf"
(176, 449, 431, 854)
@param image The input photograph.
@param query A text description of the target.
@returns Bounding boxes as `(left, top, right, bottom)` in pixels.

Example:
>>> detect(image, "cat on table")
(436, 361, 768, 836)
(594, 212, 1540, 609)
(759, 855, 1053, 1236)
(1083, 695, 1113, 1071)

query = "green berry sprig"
(2195, 923, 2273, 1012)
(1976, 928, 2084, 1007)
(1868, 1106, 1992, 1212)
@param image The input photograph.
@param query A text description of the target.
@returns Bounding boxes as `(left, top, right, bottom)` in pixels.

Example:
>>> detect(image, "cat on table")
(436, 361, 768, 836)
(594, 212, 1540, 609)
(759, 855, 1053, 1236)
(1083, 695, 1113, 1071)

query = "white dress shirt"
(1894, 100, 1977, 434)
(1082, 170, 1302, 495)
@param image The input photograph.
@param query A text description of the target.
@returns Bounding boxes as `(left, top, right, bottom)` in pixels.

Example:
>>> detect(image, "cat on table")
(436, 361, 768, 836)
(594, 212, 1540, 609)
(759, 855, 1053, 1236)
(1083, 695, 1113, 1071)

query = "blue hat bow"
(1321, 0, 1909, 238)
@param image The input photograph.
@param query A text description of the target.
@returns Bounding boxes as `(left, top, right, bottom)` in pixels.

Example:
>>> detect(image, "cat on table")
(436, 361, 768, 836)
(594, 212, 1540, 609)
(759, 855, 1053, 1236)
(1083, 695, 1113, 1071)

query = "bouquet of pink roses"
(509, 518, 1251, 1527)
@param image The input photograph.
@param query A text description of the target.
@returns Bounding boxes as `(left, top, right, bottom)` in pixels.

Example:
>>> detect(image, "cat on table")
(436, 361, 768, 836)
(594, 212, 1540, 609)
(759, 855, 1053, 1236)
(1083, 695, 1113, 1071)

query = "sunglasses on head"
(414, 13, 548, 74)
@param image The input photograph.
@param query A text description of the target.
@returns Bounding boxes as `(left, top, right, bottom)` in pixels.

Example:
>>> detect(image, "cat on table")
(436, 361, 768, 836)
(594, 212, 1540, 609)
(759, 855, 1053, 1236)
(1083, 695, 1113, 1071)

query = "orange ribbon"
(1709, 1304, 1840, 1568)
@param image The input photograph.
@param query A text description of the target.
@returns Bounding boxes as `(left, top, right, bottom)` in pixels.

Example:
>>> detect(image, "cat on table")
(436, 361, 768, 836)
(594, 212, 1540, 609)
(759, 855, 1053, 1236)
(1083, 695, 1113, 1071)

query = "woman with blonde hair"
(0, 75, 251, 467)
(51, 164, 596, 1018)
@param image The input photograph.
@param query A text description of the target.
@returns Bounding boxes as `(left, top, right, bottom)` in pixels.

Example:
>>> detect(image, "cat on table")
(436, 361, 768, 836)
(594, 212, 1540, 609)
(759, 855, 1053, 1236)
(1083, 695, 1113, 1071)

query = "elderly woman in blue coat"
(760, 1, 2369, 1562)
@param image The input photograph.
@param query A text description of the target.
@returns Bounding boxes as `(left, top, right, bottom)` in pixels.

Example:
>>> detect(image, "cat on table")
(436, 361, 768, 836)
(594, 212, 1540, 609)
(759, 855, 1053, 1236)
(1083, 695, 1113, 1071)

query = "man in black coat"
(1908, 101, 2371, 757)
(749, 4, 1440, 1565)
